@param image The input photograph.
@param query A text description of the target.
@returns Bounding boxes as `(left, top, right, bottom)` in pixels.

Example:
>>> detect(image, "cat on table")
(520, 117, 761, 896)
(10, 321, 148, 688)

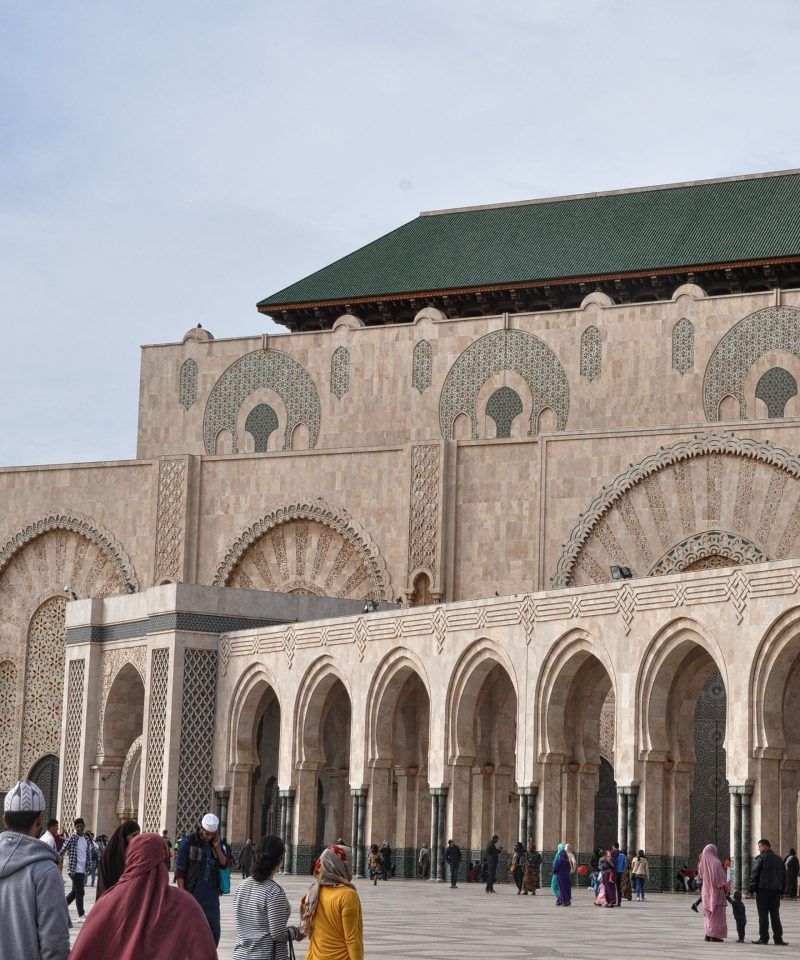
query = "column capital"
(728, 783, 754, 796)
(279, 789, 296, 800)
(430, 786, 449, 797)
(518, 784, 538, 797)
(617, 784, 639, 796)
(350, 787, 368, 799)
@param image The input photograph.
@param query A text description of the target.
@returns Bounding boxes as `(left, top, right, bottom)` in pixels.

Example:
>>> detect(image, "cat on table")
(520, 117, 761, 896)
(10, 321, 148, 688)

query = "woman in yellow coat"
(301, 844, 364, 960)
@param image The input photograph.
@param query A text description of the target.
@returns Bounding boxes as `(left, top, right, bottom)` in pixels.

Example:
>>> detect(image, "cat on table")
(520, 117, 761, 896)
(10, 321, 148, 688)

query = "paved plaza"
(67, 875, 800, 958)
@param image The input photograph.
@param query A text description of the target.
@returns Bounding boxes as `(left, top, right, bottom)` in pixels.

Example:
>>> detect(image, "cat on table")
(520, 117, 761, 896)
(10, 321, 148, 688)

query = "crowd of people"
(2, 775, 799, 957)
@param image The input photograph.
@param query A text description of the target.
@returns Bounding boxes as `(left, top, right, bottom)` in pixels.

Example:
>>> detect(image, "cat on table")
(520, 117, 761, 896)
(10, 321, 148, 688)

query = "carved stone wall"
(244, 404, 279, 452)
(553, 434, 800, 587)
(0, 661, 17, 790)
(143, 648, 169, 832)
(755, 367, 797, 418)
(704, 305, 800, 419)
(20, 596, 68, 778)
(203, 348, 321, 453)
(580, 325, 602, 381)
(215, 501, 392, 601)
(439, 329, 569, 439)
(176, 649, 217, 836)
(407, 445, 440, 585)
(485, 387, 523, 438)
(60, 658, 85, 828)
(412, 340, 432, 393)
(672, 318, 694, 375)
(153, 459, 187, 584)
(330, 346, 350, 399)
(179, 358, 198, 410)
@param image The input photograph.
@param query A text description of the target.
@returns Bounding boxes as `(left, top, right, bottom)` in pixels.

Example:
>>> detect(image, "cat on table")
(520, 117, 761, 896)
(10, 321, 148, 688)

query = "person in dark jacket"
(175, 813, 229, 946)
(444, 839, 461, 888)
(379, 841, 392, 881)
(239, 838, 254, 879)
(749, 838, 788, 945)
(485, 835, 502, 893)
(784, 848, 799, 899)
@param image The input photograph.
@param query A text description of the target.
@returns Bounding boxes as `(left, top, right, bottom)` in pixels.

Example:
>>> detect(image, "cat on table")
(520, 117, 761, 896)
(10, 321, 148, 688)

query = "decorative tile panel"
(244, 404, 279, 452)
(0, 661, 17, 789)
(439, 329, 568, 439)
(485, 387, 523, 438)
(704, 305, 800, 420)
(176, 649, 217, 836)
(755, 367, 797, 418)
(412, 340, 432, 393)
(649, 531, 767, 576)
(179, 358, 198, 410)
(672, 318, 694, 375)
(408, 444, 440, 583)
(330, 346, 350, 399)
(580, 325, 602, 381)
(143, 648, 169, 831)
(203, 348, 321, 453)
(154, 459, 186, 584)
(60, 658, 85, 828)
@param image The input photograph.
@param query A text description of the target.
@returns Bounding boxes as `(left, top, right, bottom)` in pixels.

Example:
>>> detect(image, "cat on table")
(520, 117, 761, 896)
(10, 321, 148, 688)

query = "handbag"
(218, 865, 232, 894)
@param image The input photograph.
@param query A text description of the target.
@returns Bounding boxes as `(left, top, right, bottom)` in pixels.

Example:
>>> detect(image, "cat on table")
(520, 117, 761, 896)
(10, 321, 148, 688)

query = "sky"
(2, 0, 800, 466)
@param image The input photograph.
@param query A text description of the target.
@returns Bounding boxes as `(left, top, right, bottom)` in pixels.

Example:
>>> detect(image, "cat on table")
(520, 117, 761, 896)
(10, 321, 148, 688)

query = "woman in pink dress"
(698, 843, 728, 942)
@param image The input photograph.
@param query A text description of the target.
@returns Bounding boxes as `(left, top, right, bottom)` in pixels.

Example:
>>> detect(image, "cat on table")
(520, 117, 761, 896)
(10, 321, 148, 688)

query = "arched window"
(245, 404, 279, 452)
(486, 387, 523, 438)
(330, 346, 350, 398)
(412, 340, 432, 393)
(755, 367, 798, 418)
(179, 358, 198, 409)
(672, 318, 694, 375)
(580, 325, 602, 381)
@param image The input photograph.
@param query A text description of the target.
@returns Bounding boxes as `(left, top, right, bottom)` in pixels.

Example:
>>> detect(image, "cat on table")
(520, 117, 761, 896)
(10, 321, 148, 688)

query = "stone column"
(620, 784, 638, 856)
(616, 787, 628, 849)
(527, 786, 538, 846)
(279, 789, 295, 873)
(429, 791, 440, 881)
(351, 788, 368, 878)
(741, 785, 753, 892)
(436, 787, 449, 882)
(216, 788, 230, 840)
(730, 788, 742, 892)
(518, 787, 531, 845)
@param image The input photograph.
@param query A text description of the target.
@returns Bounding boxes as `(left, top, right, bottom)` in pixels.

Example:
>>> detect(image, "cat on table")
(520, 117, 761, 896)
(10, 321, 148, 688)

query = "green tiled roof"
(258, 171, 800, 309)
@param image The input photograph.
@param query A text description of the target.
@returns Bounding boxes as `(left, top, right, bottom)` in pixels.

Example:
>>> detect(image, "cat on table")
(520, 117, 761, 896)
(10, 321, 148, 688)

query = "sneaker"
(691, 902, 699, 913)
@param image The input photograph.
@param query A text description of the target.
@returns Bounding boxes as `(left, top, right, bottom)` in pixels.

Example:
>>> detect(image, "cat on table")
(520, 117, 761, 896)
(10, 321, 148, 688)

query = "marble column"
(622, 784, 638, 856)
(528, 786, 538, 847)
(429, 790, 441, 881)
(741, 786, 753, 892)
(436, 788, 449, 882)
(616, 787, 628, 849)
(279, 789, 295, 873)
(730, 789, 742, 892)
(215, 788, 230, 840)
(351, 788, 368, 878)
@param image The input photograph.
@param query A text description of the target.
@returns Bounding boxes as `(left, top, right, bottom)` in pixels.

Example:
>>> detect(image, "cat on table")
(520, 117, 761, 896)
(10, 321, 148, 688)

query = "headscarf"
(70, 833, 216, 960)
(300, 844, 354, 936)
(698, 843, 728, 910)
(96, 820, 140, 898)
(552, 842, 564, 868)
(565, 842, 577, 872)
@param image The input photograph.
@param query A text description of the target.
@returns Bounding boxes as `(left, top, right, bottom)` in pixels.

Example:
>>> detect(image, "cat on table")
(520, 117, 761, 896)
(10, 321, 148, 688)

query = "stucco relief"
(203, 348, 321, 453)
(154, 458, 186, 584)
(407, 445, 440, 588)
(553, 434, 800, 587)
(439, 329, 568, 439)
(215, 500, 392, 601)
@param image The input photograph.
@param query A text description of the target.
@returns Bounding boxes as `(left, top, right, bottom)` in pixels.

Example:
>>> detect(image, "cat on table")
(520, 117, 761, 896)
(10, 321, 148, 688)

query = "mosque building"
(4, 169, 800, 888)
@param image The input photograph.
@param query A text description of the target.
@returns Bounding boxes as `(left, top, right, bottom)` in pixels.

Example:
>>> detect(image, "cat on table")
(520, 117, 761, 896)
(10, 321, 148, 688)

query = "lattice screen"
(175, 649, 217, 835)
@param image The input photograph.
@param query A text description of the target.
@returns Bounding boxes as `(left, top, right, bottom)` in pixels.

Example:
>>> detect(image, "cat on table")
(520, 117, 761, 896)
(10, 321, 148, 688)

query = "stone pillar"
(519, 787, 531, 845)
(429, 791, 440, 881)
(279, 789, 295, 873)
(527, 786, 538, 846)
(351, 788, 368, 878)
(436, 787, 449, 882)
(539, 757, 564, 853)
(730, 788, 742, 892)
(620, 784, 638, 856)
(216, 788, 230, 840)
(741, 785, 753, 892)
(228, 762, 254, 844)
(616, 787, 628, 849)
(448, 760, 471, 845)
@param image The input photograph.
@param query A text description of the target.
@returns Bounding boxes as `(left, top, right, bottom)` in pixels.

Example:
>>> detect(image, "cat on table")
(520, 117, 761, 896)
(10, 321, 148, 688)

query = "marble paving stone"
(68, 876, 800, 958)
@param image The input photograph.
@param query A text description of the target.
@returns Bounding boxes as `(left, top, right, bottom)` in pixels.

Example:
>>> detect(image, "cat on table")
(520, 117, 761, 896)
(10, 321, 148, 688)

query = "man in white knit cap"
(0, 780, 70, 960)
(175, 811, 228, 945)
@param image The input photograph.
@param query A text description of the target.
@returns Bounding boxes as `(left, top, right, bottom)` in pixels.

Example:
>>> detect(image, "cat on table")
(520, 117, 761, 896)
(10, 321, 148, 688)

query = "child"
(367, 844, 383, 886)
(727, 890, 747, 943)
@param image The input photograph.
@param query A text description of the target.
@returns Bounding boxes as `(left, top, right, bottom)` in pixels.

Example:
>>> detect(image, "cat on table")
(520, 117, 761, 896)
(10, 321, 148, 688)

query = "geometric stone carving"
(153, 459, 187, 585)
(755, 367, 797, 419)
(179, 358, 198, 410)
(649, 530, 767, 576)
(672, 318, 694, 375)
(412, 340, 432, 394)
(704, 305, 800, 420)
(552, 433, 800, 587)
(599, 689, 614, 764)
(20, 596, 68, 779)
(214, 500, 392, 601)
(245, 404, 279, 452)
(486, 387, 523, 438)
(176, 649, 217, 836)
(580, 325, 602, 381)
(60, 658, 85, 828)
(408, 444, 440, 584)
(143, 648, 169, 832)
(439, 329, 569, 439)
(203, 348, 321, 453)
(330, 346, 350, 399)
(0, 661, 17, 789)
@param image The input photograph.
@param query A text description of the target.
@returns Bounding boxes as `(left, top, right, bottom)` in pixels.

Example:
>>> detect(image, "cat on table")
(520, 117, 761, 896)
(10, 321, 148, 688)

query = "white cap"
(201, 813, 219, 832)
(4, 780, 46, 813)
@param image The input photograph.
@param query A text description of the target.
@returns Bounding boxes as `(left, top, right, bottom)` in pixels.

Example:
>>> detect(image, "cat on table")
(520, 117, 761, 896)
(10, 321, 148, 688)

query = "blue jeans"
(634, 876, 646, 899)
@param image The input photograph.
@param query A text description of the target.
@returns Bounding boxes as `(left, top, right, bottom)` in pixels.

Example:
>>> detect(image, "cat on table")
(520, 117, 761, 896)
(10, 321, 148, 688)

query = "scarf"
(97, 820, 140, 898)
(699, 843, 728, 909)
(300, 844, 354, 936)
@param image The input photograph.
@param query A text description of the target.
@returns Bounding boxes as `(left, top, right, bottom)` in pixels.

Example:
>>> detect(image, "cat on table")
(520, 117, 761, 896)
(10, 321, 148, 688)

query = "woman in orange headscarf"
(301, 844, 364, 960)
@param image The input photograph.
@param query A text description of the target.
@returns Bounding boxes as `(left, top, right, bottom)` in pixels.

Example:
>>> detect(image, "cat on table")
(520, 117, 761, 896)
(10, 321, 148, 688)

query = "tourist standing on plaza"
(0, 780, 70, 960)
(550, 843, 564, 899)
(784, 848, 799, 899)
(71, 833, 216, 960)
(239, 837, 254, 879)
(612, 843, 627, 907)
(86, 831, 99, 886)
(444, 839, 462, 888)
(522, 840, 541, 894)
(175, 812, 229, 946)
(301, 844, 364, 960)
(40, 817, 63, 865)
(631, 849, 649, 901)
(367, 844, 382, 885)
(727, 890, 747, 943)
(596, 851, 617, 907)
(232, 835, 303, 960)
(553, 846, 572, 906)
(418, 841, 430, 879)
(697, 843, 727, 942)
(511, 841, 525, 894)
(749, 838, 788, 945)
(96, 819, 140, 898)
(379, 840, 392, 880)
(485, 835, 501, 893)
(62, 817, 97, 920)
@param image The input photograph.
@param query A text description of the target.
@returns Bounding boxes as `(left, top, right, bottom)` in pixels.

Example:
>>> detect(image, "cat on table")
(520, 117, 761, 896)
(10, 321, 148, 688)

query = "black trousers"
(66, 873, 86, 916)
(756, 890, 783, 943)
(486, 863, 497, 891)
(736, 918, 746, 942)
(449, 863, 459, 887)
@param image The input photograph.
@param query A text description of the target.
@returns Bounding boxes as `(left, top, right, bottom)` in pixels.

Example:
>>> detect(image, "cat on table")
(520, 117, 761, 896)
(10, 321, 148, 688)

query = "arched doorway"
(95, 663, 145, 832)
(28, 754, 59, 824)
(250, 696, 280, 841)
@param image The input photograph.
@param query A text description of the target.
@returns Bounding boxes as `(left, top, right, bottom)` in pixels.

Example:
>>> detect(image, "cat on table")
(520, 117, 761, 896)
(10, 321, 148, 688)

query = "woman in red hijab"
(71, 832, 216, 960)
